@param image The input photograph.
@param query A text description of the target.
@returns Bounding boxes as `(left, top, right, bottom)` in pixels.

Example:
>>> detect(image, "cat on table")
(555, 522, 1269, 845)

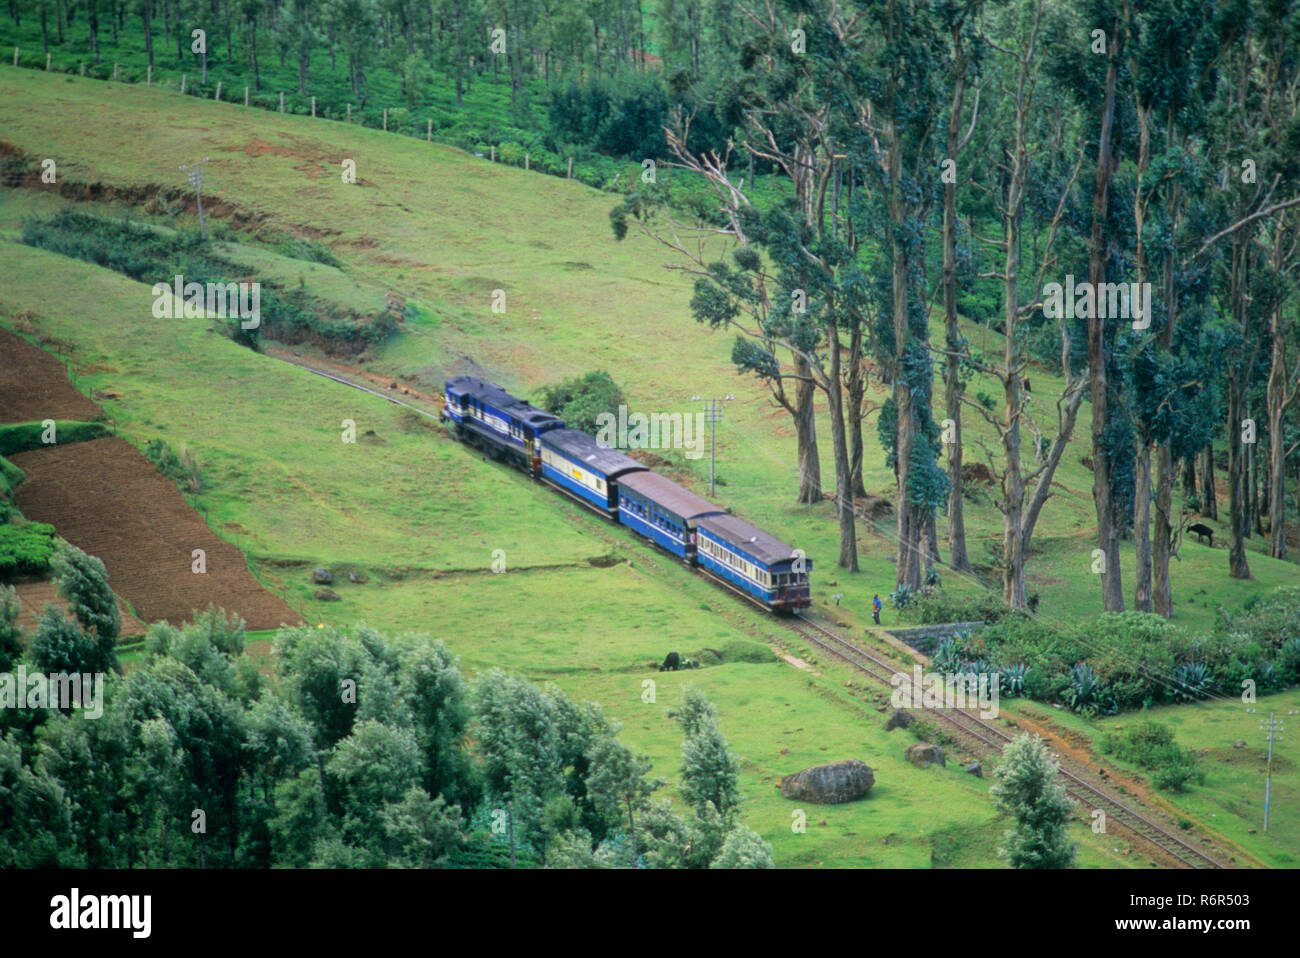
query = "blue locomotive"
(442, 376, 812, 612)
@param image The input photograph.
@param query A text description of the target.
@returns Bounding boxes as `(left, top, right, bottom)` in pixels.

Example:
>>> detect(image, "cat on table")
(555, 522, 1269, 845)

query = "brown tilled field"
(0, 327, 104, 423)
(10, 437, 300, 630)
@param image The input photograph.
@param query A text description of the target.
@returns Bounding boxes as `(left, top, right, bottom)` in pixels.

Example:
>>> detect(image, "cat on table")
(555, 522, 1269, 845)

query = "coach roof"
(540, 429, 648, 478)
(618, 471, 723, 520)
(698, 513, 805, 566)
(446, 376, 562, 428)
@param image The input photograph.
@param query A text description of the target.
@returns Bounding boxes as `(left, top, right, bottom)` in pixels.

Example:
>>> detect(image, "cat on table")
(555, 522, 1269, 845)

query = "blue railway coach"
(696, 514, 812, 612)
(617, 471, 723, 561)
(443, 376, 563, 474)
(539, 428, 647, 515)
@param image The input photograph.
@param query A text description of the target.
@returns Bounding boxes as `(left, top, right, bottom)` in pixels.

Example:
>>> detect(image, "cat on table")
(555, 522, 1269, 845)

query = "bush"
(143, 438, 203, 493)
(1102, 721, 1205, 793)
(535, 371, 626, 436)
(904, 587, 1014, 625)
(0, 523, 58, 578)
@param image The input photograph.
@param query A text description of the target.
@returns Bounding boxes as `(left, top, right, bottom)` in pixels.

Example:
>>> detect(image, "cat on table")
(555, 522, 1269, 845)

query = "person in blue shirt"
(872, 594, 882, 624)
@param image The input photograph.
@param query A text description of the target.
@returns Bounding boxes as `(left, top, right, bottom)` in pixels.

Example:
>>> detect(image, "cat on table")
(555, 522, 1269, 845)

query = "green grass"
(0, 66, 1294, 866)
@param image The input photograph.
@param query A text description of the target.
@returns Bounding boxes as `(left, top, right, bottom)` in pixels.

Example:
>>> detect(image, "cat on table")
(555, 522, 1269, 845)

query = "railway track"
(787, 613, 1232, 870)
(273, 350, 1235, 869)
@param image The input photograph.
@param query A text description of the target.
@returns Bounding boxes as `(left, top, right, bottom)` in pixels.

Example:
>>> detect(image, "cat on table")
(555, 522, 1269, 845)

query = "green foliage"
(1102, 722, 1205, 793)
(711, 822, 776, 869)
(890, 584, 918, 610)
(0, 523, 57, 578)
(679, 710, 742, 822)
(990, 734, 1077, 869)
(142, 439, 203, 494)
(0, 420, 108, 456)
(903, 588, 1015, 626)
(535, 370, 626, 436)
(29, 603, 115, 676)
(0, 586, 21, 673)
(52, 542, 120, 650)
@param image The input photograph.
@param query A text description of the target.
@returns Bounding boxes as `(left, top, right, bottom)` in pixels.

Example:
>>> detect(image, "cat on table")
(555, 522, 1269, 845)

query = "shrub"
(1102, 721, 1204, 793)
(143, 439, 203, 493)
(535, 371, 626, 436)
(0, 523, 58, 578)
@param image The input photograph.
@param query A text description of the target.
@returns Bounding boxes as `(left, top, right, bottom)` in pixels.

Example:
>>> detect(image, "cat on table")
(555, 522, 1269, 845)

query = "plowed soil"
(10, 438, 300, 630)
(0, 328, 104, 423)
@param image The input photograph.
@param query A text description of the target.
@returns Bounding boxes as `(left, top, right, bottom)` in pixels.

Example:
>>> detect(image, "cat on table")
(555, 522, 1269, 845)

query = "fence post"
(347, 103, 352, 123)
(181, 74, 187, 94)
(147, 64, 152, 85)
(279, 91, 284, 112)
(80, 62, 85, 76)
(113, 63, 119, 80)
(567, 157, 573, 179)
(12, 47, 17, 67)
(427, 118, 432, 142)
(490, 145, 495, 163)
(244, 86, 249, 106)
(215, 80, 222, 101)
(525, 152, 530, 171)
(383, 108, 388, 131)
(46, 52, 51, 71)
(311, 95, 316, 117)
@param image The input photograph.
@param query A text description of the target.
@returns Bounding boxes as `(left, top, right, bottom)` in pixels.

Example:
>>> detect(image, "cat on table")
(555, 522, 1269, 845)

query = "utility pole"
(691, 394, 734, 497)
(179, 157, 212, 240)
(1260, 709, 1298, 832)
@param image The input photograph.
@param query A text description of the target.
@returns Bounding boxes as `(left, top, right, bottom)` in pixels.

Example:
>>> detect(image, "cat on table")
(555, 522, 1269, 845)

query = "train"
(441, 375, 812, 612)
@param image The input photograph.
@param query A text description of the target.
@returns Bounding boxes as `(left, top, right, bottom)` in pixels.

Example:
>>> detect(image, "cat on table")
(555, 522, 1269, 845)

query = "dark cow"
(1187, 522, 1215, 547)
(659, 652, 681, 672)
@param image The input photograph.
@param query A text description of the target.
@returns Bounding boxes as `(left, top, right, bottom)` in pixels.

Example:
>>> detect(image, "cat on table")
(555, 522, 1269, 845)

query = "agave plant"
(1173, 661, 1210, 701)
(999, 662, 1029, 698)
(1255, 661, 1279, 693)
(956, 659, 990, 693)
(932, 636, 962, 673)
(890, 584, 916, 610)
(1066, 662, 1101, 711)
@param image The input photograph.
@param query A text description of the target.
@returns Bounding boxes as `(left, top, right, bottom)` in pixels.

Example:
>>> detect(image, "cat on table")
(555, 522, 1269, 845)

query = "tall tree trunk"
(847, 323, 867, 498)
(1266, 288, 1293, 557)
(942, 28, 971, 573)
(1133, 440, 1152, 611)
(890, 128, 921, 591)
(454, 7, 464, 107)
(87, 0, 99, 63)
(1087, 44, 1124, 611)
(1226, 238, 1253, 579)
(794, 355, 822, 505)
(1199, 444, 1217, 518)
(142, 0, 152, 66)
(828, 325, 859, 571)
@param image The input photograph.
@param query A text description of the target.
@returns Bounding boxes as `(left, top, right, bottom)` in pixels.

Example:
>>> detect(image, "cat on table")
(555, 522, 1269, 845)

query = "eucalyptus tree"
(957, 0, 1087, 609)
(937, 0, 985, 574)
(1204, 0, 1300, 579)
(1120, 0, 1228, 615)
